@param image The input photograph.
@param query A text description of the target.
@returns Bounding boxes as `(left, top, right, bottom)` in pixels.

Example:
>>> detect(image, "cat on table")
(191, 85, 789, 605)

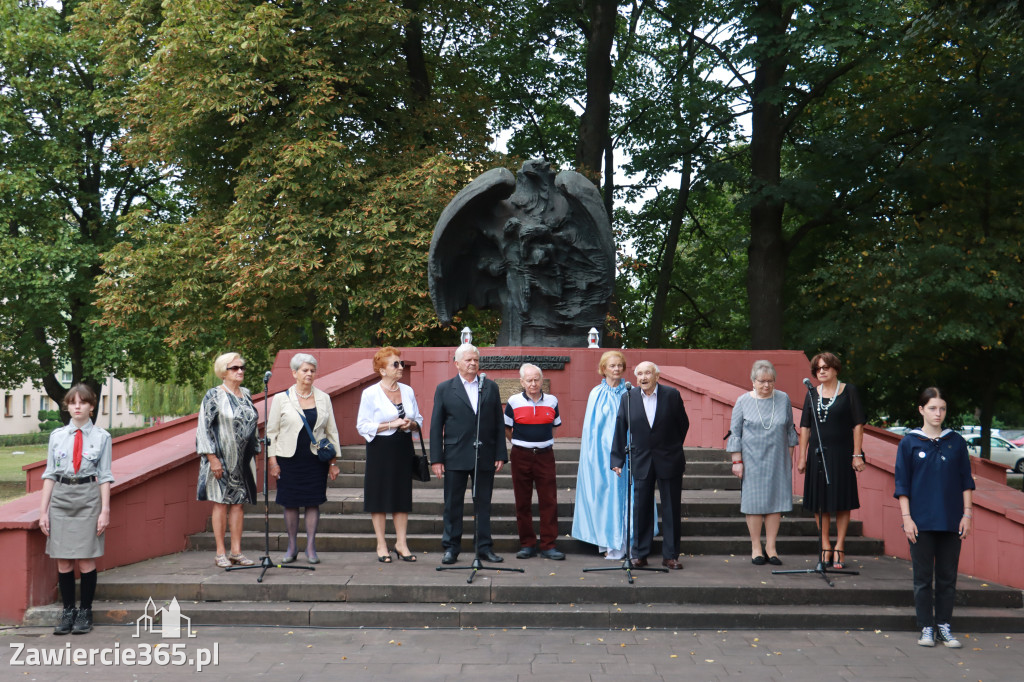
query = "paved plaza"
(2, 624, 1020, 681)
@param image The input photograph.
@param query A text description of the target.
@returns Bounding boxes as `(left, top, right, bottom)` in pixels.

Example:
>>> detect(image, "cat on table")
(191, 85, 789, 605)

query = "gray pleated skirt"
(46, 481, 105, 559)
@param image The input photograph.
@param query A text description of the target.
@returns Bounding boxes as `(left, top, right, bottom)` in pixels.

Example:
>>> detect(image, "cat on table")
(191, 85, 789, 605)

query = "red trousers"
(510, 445, 558, 550)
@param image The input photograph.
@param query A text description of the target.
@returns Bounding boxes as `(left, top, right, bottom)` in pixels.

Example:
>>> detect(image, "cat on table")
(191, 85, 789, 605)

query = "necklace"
(817, 382, 842, 423)
(754, 391, 776, 430)
(295, 387, 313, 400)
(221, 384, 243, 399)
(381, 381, 400, 393)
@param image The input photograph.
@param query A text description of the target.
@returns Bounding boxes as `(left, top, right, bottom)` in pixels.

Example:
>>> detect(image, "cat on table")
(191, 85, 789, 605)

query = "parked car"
(960, 425, 1001, 437)
(964, 435, 1024, 473)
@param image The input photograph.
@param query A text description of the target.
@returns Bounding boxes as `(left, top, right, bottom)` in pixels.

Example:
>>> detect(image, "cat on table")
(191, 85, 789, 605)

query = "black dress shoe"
(54, 607, 76, 635)
(767, 556, 782, 566)
(751, 555, 767, 565)
(539, 548, 565, 560)
(662, 558, 683, 570)
(441, 551, 458, 565)
(516, 546, 537, 559)
(630, 557, 648, 568)
(477, 550, 504, 563)
(71, 607, 93, 634)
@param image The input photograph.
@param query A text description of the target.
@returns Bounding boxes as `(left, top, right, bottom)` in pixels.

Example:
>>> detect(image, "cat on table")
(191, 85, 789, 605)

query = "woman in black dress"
(266, 353, 341, 564)
(356, 347, 423, 562)
(796, 352, 866, 569)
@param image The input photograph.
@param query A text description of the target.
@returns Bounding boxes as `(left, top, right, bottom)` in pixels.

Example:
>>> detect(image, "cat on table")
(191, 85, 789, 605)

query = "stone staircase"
(23, 442, 1024, 631)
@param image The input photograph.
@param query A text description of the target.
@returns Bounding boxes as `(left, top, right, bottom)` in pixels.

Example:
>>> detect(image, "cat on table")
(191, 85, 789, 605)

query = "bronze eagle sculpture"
(428, 159, 615, 346)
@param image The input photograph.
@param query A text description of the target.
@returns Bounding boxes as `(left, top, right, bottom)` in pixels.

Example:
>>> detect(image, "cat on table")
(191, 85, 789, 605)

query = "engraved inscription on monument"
(479, 355, 570, 371)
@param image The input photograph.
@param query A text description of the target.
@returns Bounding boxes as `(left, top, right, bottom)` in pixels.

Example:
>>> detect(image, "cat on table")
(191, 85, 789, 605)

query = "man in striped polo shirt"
(504, 363, 565, 560)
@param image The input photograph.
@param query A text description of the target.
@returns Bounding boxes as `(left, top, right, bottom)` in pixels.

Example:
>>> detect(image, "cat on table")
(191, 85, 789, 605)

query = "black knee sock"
(57, 570, 76, 610)
(78, 570, 97, 610)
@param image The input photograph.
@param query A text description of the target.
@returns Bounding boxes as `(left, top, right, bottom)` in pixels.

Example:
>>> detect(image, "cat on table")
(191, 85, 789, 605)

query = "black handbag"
(412, 432, 431, 482)
(292, 391, 337, 463)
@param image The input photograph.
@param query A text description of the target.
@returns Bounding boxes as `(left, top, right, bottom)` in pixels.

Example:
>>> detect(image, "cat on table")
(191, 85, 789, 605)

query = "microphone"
(478, 372, 487, 381)
(264, 370, 273, 384)
(623, 381, 633, 391)
(803, 378, 813, 389)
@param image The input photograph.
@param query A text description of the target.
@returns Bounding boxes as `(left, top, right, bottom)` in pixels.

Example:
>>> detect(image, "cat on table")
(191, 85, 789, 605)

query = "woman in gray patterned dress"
(727, 360, 798, 566)
(196, 352, 259, 568)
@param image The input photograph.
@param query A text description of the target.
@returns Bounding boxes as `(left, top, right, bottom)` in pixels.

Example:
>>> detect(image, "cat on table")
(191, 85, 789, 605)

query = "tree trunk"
(747, 0, 792, 350)
(575, 0, 616, 182)
(647, 157, 692, 347)
(401, 0, 431, 103)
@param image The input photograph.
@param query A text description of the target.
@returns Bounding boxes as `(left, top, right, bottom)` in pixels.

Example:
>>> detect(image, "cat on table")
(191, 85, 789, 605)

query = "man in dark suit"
(610, 361, 689, 569)
(430, 343, 508, 564)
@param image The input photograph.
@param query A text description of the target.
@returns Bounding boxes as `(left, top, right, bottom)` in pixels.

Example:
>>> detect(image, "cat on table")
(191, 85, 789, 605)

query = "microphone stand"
(437, 373, 523, 583)
(228, 371, 314, 581)
(584, 383, 667, 583)
(772, 379, 857, 586)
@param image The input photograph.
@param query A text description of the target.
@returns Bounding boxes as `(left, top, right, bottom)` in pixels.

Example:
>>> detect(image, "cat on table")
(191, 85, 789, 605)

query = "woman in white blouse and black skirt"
(356, 346, 423, 563)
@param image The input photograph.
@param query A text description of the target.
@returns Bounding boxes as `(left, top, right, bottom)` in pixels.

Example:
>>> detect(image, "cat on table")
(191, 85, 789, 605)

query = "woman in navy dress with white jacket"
(894, 387, 975, 649)
(266, 353, 341, 564)
(356, 346, 423, 563)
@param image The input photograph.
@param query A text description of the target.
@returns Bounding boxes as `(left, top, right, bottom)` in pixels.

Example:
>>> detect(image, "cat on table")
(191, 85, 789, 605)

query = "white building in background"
(0, 372, 144, 436)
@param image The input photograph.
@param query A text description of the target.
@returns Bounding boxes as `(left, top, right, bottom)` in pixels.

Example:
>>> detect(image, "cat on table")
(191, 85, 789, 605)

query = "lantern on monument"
(460, 327, 473, 345)
(587, 328, 600, 349)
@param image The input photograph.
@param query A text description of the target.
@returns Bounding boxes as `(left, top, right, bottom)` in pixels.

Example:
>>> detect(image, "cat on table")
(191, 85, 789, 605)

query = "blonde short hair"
(213, 352, 243, 380)
(598, 350, 626, 376)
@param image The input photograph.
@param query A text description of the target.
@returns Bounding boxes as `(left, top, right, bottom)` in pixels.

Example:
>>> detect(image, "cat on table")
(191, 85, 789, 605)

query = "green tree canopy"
(83, 0, 501, 385)
(0, 0, 177, 411)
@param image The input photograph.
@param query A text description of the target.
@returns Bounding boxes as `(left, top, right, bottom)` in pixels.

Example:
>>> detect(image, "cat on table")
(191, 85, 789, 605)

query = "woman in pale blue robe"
(572, 351, 657, 559)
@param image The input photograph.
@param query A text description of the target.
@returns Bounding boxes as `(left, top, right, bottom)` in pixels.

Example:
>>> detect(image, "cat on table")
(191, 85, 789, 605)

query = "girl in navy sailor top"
(894, 387, 974, 649)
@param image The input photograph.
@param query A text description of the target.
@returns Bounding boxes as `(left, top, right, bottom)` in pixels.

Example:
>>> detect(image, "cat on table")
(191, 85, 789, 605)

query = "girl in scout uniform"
(38, 384, 113, 635)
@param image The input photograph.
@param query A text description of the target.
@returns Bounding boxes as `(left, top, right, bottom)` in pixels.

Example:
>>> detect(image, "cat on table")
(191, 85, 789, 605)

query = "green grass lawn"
(0, 444, 46, 503)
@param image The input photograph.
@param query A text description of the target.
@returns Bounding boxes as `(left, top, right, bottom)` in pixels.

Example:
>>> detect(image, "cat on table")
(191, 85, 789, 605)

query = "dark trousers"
(442, 468, 495, 554)
(633, 475, 683, 559)
(510, 445, 558, 550)
(909, 530, 962, 627)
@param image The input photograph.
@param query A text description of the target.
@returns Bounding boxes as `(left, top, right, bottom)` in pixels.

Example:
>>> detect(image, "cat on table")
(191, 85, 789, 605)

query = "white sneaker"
(936, 623, 962, 648)
(917, 626, 935, 647)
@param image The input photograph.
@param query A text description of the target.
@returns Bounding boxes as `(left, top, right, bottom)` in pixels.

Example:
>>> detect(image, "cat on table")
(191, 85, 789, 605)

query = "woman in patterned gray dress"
(196, 352, 259, 568)
(727, 360, 798, 565)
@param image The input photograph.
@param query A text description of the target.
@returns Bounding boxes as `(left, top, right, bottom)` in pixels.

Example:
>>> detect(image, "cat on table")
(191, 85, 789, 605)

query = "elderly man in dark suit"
(610, 361, 690, 569)
(430, 343, 508, 565)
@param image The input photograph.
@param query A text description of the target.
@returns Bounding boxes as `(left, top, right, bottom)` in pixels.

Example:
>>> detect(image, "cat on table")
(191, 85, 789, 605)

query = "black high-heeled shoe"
(833, 549, 846, 569)
(395, 549, 417, 562)
(821, 549, 833, 568)
(377, 548, 392, 563)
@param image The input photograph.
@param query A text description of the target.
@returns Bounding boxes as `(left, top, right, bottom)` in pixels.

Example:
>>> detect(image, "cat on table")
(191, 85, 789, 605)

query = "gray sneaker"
(917, 626, 935, 647)
(936, 623, 962, 648)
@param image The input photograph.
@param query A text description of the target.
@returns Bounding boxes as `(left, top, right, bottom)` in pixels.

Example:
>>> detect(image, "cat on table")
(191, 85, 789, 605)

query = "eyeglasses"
(391, 361, 405, 369)
(753, 378, 775, 385)
(815, 365, 833, 373)
(227, 365, 246, 372)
